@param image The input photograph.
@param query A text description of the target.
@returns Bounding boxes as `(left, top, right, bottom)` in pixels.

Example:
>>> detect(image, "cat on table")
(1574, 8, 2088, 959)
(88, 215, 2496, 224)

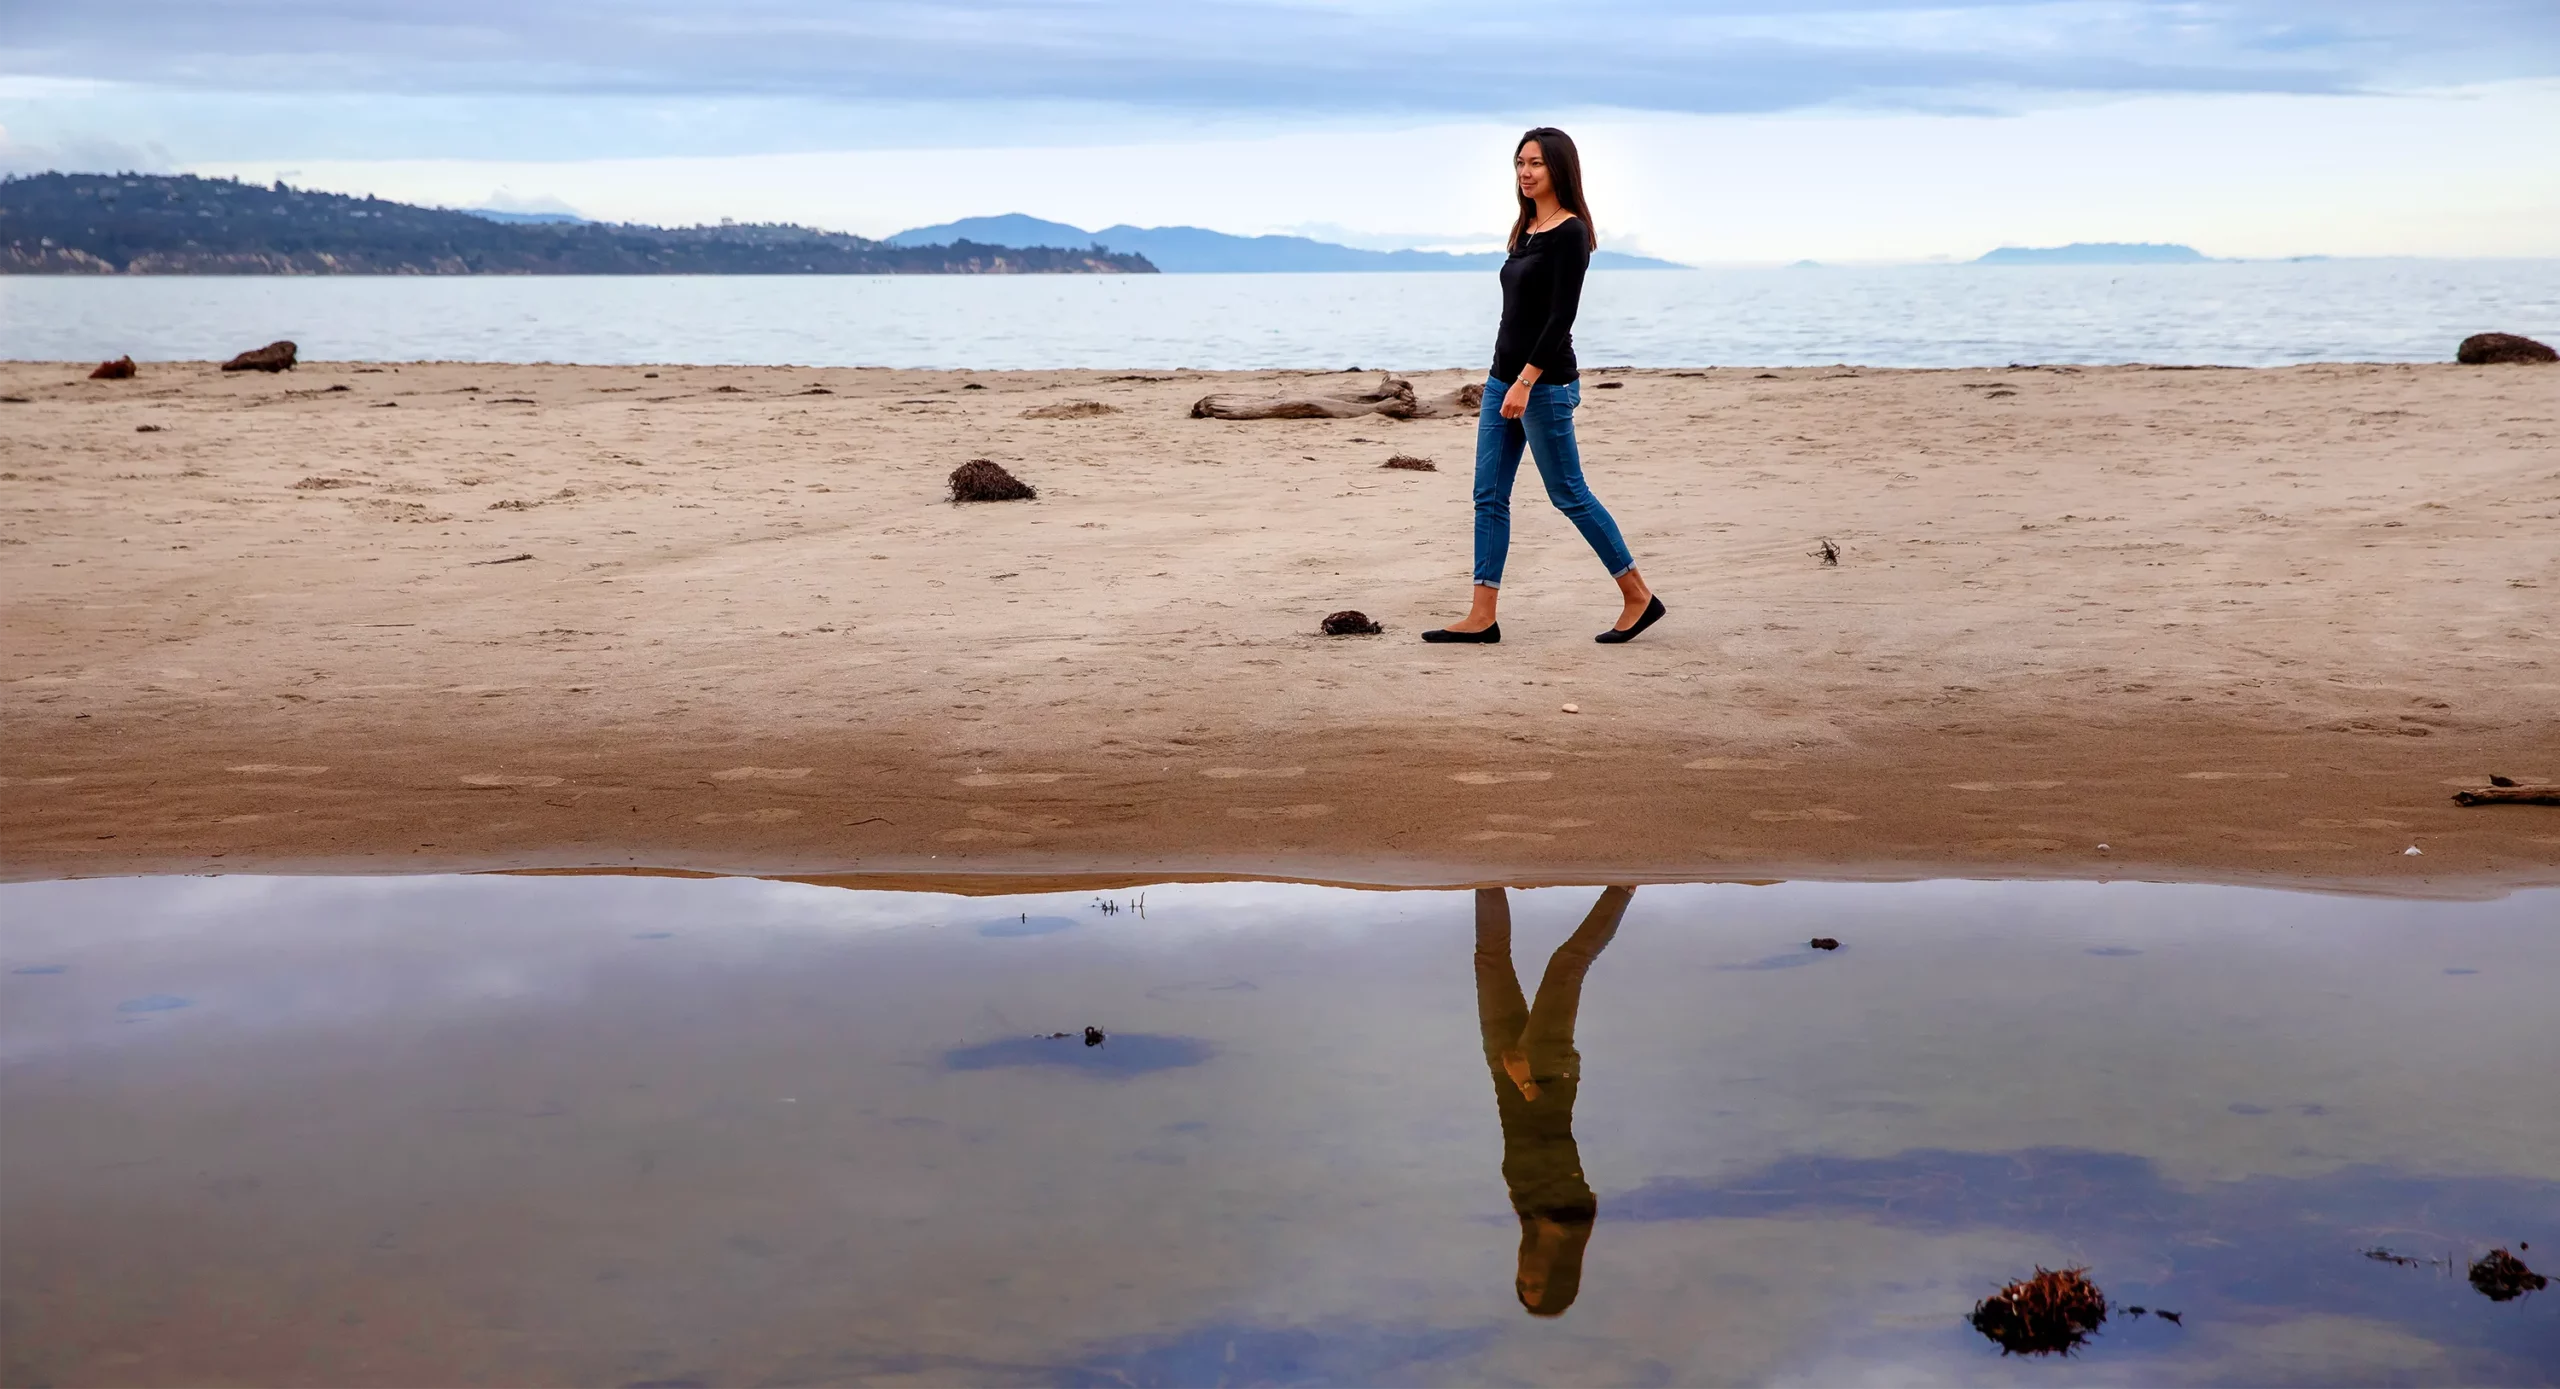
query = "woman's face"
(1514, 141, 1552, 203)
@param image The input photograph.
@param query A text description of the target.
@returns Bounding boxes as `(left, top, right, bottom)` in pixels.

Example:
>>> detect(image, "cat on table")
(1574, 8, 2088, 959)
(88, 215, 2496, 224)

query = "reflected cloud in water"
(945, 1032, 1214, 1076)
(1051, 1320, 1503, 1389)
(980, 914, 1080, 938)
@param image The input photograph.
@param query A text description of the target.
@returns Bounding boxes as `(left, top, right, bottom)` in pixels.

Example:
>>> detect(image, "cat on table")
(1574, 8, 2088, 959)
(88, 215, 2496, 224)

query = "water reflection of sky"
(2, 876, 2552, 1387)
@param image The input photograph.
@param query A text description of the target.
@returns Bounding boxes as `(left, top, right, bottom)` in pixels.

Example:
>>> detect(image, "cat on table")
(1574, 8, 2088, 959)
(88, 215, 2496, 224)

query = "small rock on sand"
(949, 459, 1037, 503)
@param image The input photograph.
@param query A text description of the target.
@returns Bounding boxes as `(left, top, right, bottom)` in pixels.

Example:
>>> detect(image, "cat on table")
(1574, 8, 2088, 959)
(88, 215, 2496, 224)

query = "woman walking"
(1424, 128, 1664, 645)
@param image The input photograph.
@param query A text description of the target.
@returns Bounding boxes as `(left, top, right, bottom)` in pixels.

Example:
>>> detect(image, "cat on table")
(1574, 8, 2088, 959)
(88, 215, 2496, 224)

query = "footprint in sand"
(1228, 804, 1332, 820)
(1948, 780, 2065, 792)
(1685, 758, 1791, 771)
(956, 772, 1069, 787)
(1487, 814, 1593, 830)
(968, 805, 1073, 830)
(1202, 767, 1306, 780)
(228, 764, 329, 776)
(2183, 771, 2288, 781)
(460, 773, 562, 788)
(1451, 771, 1554, 785)
(694, 807, 801, 825)
(1752, 808, 1860, 822)
(712, 766, 811, 781)
(939, 826, 1034, 845)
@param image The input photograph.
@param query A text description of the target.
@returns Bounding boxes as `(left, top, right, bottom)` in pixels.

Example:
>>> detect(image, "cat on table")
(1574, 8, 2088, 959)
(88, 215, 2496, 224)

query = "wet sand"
(2, 359, 2555, 890)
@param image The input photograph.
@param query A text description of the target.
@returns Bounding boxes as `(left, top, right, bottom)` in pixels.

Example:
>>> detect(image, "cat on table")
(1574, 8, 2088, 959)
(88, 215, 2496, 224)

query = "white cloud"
(0, 123, 174, 176)
(185, 82, 2560, 261)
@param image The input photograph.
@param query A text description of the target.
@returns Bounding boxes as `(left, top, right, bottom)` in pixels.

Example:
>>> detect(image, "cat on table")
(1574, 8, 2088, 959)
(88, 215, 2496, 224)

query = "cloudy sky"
(4, 1, 2556, 261)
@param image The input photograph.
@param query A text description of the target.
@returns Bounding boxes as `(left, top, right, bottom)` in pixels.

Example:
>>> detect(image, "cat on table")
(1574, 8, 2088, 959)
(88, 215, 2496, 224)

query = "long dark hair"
(1516, 1213, 1596, 1317)
(1508, 127, 1597, 252)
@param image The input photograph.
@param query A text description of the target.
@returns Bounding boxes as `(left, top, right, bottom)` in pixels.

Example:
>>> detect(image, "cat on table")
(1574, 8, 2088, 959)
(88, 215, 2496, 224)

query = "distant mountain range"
(1973, 242, 2211, 265)
(0, 174, 1155, 275)
(884, 213, 1689, 272)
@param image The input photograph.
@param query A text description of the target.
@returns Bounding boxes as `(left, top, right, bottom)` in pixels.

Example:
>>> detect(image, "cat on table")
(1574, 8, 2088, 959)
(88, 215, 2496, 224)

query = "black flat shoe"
(1421, 623, 1501, 644)
(1595, 595, 1665, 644)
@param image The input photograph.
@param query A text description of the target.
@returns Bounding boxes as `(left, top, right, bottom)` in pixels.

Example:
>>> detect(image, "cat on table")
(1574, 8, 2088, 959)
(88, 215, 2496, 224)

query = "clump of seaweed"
(2470, 1247, 2546, 1302)
(1321, 610, 1384, 636)
(949, 458, 1037, 503)
(1971, 1266, 2108, 1356)
(1382, 454, 1437, 471)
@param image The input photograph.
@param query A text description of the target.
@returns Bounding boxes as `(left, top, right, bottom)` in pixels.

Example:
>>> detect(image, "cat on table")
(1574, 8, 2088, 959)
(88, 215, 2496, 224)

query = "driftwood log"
(221, 340, 298, 373)
(2452, 776, 2560, 805)
(2455, 332, 2556, 365)
(1191, 374, 1482, 421)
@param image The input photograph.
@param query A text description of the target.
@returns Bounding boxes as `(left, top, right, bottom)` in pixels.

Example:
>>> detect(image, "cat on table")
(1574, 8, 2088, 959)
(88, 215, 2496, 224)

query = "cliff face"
(0, 174, 1157, 275)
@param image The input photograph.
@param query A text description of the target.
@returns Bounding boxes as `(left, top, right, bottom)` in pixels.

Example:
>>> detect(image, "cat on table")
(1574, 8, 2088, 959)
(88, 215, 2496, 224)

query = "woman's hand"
(1500, 379, 1532, 419)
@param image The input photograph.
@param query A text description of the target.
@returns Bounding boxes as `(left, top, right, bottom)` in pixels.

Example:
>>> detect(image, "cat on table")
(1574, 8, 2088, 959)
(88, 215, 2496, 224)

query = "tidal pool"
(2, 876, 2553, 1386)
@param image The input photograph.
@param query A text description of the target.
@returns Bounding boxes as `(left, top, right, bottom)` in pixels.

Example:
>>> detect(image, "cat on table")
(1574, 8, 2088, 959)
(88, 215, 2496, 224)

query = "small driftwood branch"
(2452, 783, 2560, 806)
(1191, 374, 1481, 421)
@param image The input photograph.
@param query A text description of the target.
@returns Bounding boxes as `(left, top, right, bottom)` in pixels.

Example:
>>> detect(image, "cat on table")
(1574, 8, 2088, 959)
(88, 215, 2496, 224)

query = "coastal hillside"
(0, 174, 1157, 275)
(886, 212, 1689, 271)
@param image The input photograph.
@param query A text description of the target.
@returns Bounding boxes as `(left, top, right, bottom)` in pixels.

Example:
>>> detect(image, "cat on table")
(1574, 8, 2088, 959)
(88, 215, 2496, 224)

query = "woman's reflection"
(1475, 885, 1631, 1317)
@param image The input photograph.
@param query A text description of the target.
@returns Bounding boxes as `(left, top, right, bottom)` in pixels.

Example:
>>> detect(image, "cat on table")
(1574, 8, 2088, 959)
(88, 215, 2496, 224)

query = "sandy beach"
(2, 358, 2554, 891)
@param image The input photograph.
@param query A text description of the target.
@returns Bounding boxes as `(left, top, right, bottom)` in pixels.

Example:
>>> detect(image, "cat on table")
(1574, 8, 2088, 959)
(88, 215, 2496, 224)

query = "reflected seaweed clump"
(1971, 1265, 2111, 1356)
(1475, 885, 1632, 1318)
(2470, 1247, 2546, 1303)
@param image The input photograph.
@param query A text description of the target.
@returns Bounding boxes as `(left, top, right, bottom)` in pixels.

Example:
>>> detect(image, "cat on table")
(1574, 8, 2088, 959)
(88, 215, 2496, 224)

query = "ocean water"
(5, 258, 2555, 370)
(5, 874, 2554, 1386)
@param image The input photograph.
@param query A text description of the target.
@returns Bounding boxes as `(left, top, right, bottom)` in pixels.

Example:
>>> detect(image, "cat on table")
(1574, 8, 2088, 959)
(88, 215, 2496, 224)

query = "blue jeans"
(1473, 374, 1634, 588)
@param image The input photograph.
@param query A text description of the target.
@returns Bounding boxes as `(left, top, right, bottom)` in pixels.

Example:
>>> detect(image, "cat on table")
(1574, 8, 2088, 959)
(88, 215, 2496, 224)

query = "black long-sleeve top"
(1490, 218, 1589, 386)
